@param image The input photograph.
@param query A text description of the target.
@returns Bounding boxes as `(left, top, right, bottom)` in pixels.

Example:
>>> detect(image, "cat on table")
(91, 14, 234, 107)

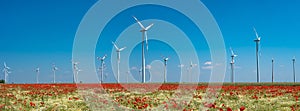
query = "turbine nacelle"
(36, 67, 40, 72)
(293, 56, 296, 62)
(3, 62, 10, 70)
(139, 23, 154, 32)
(189, 61, 197, 68)
(164, 57, 169, 61)
(231, 55, 238, 57)
(254, 38, 261, 42)
(162, 56, 169, 61)
(253, 27, 261, 42)
(97, 55, 107, 61)
(112, 41, 126, 52)
(72, 61, 79, 65)
(53, 67, 58, 71)
(3, 69, 11, 74)
(230, 47, 238, 58)
(52, 64, 58, 71)
(3, 62, 11, 73)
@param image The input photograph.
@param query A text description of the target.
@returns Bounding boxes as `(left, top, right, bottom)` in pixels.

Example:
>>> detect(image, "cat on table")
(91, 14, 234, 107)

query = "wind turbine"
(293, 56, 296, 83)
(230, 47, 237, 83)
(126, 71, 130, 83)
(253, 27, 261, 83)
(3, 62, 11, 84)
(52, 64, 58, 83)
(133, 16, 154, 83)
(271, 58, 274, 83)
(188, 61, 197, 83)
(178, 64, 185, 76)
(35, 67, 40, 84)
(162, 56, 169, 83)
(112, 41, 126, 83)
(72, 61, 81, 83)
(97, 55, 107, 83)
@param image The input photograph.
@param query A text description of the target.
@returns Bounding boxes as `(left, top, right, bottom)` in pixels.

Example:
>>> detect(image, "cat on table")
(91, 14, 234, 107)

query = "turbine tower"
(35, 67, 40, 84)
(253, 27, 261, 83)
(188, 61, 197, 83)
(3, 62, 11, 84)
(178, 64, 185, 80)
(97, 55, 107, 83)
(230, 47, 237, 83)
(52, 64, 58, 83)
(112, 42, 126, 83)
(126, 71, 130, 83)
(271, 58, 274, 83)
(163, 57, 169, 83)
(293, 56, 296, 83)
(133, 16, 154, 83)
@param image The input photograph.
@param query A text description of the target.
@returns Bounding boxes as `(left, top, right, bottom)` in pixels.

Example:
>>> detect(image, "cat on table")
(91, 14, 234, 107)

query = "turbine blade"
(133, 16, 145, 29)
(119, 47, 126, 51)
(253, 27, 259, 39)
(145, 31, 149, 51)
(112, 41, 119, 50)
(4, 62, 6, 68)
(230, 47, 234, 56)
(145, 23, 154, 30)
(102, 55, 107, 60)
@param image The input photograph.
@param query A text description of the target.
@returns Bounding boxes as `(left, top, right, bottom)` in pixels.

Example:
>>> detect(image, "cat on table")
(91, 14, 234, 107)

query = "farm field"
(1, 83, 300, 111)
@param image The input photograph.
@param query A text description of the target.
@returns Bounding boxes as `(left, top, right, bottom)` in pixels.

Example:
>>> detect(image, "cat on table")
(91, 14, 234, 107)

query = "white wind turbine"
(271, 58, 274, 83)
(188, 61, 197, 83)
(162, 57, 169, 83)
(72, 61, 81, 83)
(52, 64, 58, 83)
(133, 16, 154, 83)
(178, 64, 185, 75)
(293, 56, 296, 83)
(3, 62, 11, 84)
(97, 55, 107, 83)
(112, 41, 126, 83)
(230, 47, 238, 83)
(126, 71, 130, 83)
(35, 67, 40, 84)
(253, 27, 261, 83)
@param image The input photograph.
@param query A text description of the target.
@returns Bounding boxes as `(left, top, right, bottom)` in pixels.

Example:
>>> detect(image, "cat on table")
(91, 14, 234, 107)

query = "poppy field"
(1, 83, 300, 110)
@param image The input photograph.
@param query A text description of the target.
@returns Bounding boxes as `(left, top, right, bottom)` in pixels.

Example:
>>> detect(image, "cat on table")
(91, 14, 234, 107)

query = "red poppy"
(240, 106, 246, 111)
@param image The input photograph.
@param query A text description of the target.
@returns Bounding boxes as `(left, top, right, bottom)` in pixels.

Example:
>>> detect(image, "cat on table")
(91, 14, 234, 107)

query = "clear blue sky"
(1, 0, 300, 83)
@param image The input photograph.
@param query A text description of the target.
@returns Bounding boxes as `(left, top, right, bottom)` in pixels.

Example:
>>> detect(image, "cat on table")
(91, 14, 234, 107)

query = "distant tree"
(0, 79, 4, 83)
